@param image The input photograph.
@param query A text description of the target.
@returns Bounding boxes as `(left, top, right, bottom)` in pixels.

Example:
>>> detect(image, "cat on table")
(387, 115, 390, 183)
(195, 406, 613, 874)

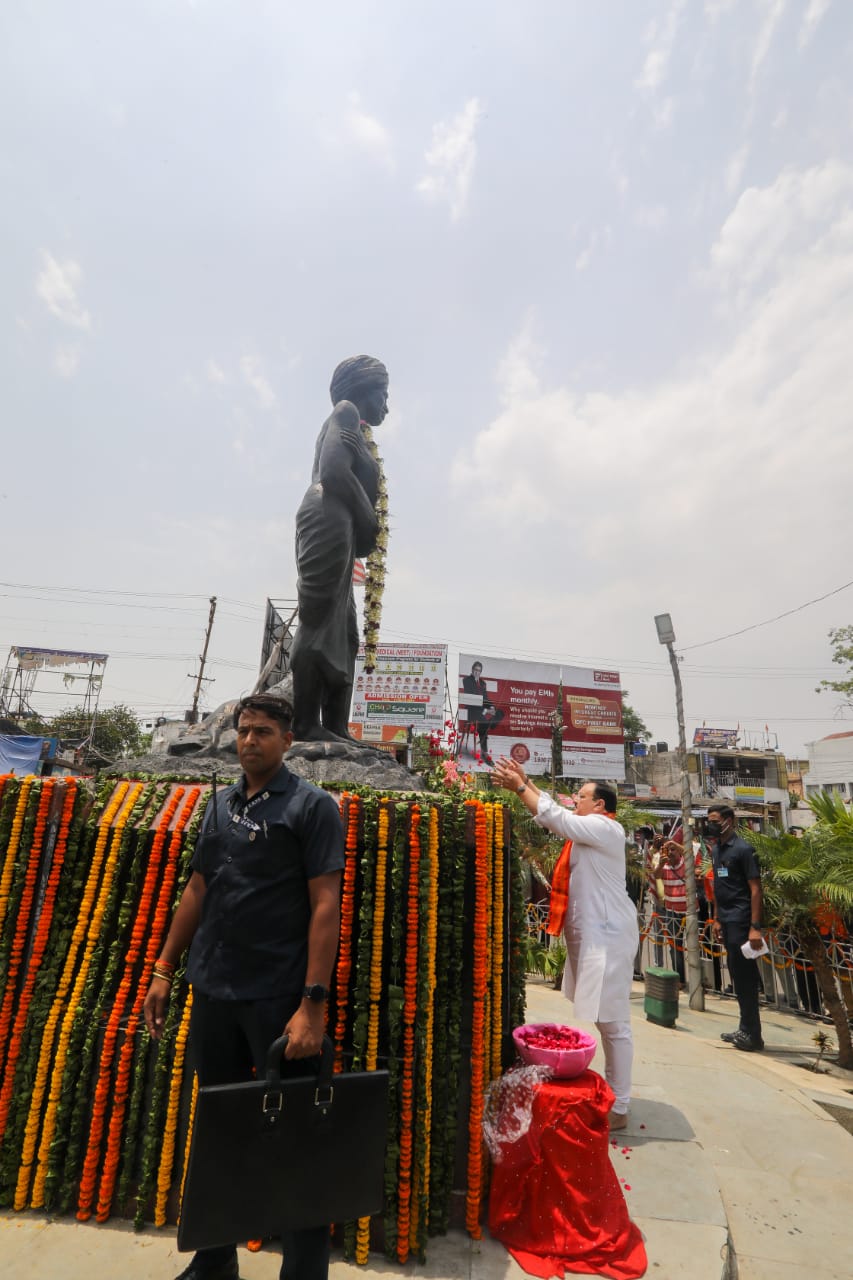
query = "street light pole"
(654, 613, 705, 1012)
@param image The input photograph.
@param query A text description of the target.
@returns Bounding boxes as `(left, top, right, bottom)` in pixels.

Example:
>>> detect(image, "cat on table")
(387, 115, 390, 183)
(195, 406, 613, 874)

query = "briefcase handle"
(265, 1033, 334, 1091)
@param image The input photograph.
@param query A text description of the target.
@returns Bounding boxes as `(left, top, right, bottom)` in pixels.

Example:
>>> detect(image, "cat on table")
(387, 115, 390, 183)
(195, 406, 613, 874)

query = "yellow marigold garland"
(465, 800, 488, 1239)
(354, 799, 390, 1265)
(0, 777, 33, 935)
(29, 782, 141, 1209)
(491, 803, 505, 1084)
(155, 988, 194, 1226)
(410, 804, 440, 1254)
(177, 1071, 198, 1220)
(15, 781, 130, 1211)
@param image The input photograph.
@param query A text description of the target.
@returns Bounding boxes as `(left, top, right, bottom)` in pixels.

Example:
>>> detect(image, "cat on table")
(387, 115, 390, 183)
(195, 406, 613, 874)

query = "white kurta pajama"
(535, 794, 639, 1112)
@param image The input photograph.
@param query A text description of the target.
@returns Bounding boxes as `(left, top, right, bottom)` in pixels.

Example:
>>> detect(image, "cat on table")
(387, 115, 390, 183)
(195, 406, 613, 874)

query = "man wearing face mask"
(706, 804, 765, 1051)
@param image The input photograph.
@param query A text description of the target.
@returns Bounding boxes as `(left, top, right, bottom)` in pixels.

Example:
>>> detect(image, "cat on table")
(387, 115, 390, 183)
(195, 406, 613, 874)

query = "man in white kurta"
(492, 763, 638, 1129)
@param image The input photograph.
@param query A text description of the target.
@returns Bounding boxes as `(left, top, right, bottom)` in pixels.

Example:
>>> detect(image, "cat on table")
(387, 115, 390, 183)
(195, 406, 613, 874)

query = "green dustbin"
(643, 966, 679, 1027)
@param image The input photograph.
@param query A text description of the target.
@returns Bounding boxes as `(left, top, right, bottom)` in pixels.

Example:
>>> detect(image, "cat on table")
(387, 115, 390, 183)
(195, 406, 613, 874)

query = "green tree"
(750, 792, 853, 1069)
(46, 703, 143, 762)
(817, 625, 853, 706)
(622, 693, 652, 744)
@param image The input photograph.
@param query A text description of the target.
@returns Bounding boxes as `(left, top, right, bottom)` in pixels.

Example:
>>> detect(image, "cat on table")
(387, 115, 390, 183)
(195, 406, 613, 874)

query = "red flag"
(352, 559, 366, 586)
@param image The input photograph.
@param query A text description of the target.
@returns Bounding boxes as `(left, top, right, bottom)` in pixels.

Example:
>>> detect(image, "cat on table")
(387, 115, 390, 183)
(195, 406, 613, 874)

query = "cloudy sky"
(3, 0, 852, 758)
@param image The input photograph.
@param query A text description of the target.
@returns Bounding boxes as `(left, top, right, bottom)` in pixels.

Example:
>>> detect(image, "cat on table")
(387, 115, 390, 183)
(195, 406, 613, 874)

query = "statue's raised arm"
(289, 356, 389, 744)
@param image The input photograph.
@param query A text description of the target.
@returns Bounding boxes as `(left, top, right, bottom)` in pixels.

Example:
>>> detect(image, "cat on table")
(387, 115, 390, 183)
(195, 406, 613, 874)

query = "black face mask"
(705, 820, 723, 839)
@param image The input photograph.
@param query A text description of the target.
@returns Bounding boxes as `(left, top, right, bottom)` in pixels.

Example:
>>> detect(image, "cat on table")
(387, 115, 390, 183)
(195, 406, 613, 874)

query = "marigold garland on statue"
(359, 422, 388, 673)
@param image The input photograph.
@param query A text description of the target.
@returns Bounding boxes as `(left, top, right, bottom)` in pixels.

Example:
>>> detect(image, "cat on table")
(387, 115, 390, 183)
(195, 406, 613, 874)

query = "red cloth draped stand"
(488, 1071, 647, 1279)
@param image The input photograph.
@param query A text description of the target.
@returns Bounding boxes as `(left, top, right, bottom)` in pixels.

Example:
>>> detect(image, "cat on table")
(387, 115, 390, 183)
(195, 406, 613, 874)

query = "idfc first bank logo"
(593, 670, 620, 685)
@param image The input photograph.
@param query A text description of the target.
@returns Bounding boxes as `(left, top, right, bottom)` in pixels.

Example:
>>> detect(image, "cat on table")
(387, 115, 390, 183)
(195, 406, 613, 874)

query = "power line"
(681, 578, 853, 652)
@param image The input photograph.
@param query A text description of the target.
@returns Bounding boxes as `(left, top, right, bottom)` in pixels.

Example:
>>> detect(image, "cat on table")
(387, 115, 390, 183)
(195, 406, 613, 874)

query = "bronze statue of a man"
(290, 356, 389, 742)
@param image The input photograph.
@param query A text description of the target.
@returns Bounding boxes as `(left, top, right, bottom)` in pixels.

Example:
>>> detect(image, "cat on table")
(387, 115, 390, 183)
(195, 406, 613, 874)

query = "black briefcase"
(177, 1034, 389, 1251)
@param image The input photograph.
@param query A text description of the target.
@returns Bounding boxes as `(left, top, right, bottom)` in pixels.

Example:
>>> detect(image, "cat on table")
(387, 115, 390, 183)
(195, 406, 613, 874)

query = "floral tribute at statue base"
(0, 773, 525, 1265)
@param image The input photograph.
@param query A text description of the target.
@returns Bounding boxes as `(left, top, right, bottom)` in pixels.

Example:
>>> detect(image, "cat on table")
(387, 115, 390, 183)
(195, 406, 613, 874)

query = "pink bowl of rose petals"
(512, 1023, 597, 1077)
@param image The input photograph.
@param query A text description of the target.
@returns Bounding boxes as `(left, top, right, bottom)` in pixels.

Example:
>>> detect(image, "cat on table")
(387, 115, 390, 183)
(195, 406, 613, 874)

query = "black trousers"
(721, 920, 762, 1041)
(187, 991, 330, 1280)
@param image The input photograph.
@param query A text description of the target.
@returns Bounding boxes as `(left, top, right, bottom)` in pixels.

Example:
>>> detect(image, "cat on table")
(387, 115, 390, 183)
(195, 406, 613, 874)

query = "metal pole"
(189, 597, 217, 725)
(665, 640, 704, 1011)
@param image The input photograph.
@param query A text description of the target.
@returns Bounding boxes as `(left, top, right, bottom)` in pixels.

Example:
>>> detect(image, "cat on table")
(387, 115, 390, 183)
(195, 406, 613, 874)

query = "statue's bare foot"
(293, 725, 347, 744)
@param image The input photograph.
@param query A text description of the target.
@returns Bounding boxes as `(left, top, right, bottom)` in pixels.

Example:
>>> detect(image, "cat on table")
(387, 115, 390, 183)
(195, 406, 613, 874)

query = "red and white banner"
(458, 654, 624, 779)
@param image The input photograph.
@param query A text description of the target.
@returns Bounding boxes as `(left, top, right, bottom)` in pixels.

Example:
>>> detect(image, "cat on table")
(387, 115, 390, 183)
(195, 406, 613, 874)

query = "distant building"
(804, 731, 853, 806)
(626, 741, 791, 831)
(785, 757, 810, 801)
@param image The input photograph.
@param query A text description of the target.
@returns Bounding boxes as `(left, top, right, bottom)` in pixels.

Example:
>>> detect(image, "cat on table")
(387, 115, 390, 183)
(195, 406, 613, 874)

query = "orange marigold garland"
(15, 781, 130, 1211)
(410, 803, 440, 1257)
(491, 802, 505, 1084)
(481, 802, 494, 1091)
(0, 780, 77, 1140)
(154, 987, 194, 1226)
(93, 786, 200, 1222)
(354, 798, 390, 1265)
(0, 780, 54, 1081)
(465, 799, 489, 1239)
(0, 777, 33, 936)
(74, 786, 187, 1220)
(29, 782, 142, 1209)
(334, 794, 360, 1073)
(395, 802, 421, 1264)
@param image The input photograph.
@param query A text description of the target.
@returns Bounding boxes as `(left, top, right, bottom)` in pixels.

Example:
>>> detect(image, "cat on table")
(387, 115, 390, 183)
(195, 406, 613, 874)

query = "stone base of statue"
(284, 738, 425, 791)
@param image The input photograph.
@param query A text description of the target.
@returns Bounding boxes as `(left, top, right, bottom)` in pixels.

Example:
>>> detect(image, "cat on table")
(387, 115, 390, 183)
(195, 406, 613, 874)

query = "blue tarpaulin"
(0, 735, 45, 775)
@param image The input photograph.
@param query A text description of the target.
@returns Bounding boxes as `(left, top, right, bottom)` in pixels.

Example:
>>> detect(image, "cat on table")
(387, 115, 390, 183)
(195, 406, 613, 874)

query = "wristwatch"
(750, 922, 763, 931)
(517, 782, 527, 793)
(302, 983, 329, 1003)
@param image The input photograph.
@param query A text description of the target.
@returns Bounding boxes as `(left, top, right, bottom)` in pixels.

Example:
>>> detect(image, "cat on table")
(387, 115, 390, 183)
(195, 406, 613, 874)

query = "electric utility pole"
(654, 613, 705, 1012)
(188, 596, 217, 725)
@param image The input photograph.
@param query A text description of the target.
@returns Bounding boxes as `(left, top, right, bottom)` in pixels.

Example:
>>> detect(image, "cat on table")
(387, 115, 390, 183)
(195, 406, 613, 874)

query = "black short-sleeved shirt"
(711, 832, 761, 925)
(186, 765, 344, 1000)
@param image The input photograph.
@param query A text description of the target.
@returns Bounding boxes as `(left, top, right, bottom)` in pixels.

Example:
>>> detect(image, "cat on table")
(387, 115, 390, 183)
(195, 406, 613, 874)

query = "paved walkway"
(2, 981, 852, 1279)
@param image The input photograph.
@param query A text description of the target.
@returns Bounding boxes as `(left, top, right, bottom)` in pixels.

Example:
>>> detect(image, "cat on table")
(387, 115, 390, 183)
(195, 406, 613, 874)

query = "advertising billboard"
(457, 654, 624, 779)
(692, 727, 739, 748)
(350, 643, 447, 738)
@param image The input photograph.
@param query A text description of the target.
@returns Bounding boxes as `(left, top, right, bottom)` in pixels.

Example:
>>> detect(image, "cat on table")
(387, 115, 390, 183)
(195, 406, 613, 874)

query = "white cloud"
(344, 93, 393, 168)
(574, 226, 611, 272)
(35, 251, 91, 330)
(653, 96, 675, 130)
(54, 344, 80, 377)
(750, 0, 786, 92)
(725, 143, 750, 195)
(206, 358, 226, 384)
(240, 354, 276, 409)
(636, 0, 686, 92)
(635, 204, 669, 231)
(416, 98, 482, 222)
(452, 164, 853, 638)
(798, 0, 831, 49)
(709, 159, 853, 295)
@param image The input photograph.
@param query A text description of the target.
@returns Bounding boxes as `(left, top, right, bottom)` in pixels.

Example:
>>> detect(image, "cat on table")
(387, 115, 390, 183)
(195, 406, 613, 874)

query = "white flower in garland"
(360, 424, 388, 674)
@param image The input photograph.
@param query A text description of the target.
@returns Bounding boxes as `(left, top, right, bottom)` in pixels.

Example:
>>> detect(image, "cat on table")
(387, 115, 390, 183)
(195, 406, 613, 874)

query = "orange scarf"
(546, 813, 619, 936)
(546, 840, 572, 936)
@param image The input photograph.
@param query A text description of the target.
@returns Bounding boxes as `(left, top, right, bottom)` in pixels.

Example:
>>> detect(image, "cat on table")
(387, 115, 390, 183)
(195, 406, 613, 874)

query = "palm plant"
(749, 792, 853, 1069)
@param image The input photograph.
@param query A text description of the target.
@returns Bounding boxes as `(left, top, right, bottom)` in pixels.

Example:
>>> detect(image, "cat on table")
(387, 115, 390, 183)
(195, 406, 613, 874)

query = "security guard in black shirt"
(707, 803, 765, 1052)
(143, 694, 344, 1280)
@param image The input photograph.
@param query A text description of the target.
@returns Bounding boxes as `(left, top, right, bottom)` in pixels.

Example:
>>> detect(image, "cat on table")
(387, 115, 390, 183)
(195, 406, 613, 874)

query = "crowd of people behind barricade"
(629, 820, 850, 1023)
